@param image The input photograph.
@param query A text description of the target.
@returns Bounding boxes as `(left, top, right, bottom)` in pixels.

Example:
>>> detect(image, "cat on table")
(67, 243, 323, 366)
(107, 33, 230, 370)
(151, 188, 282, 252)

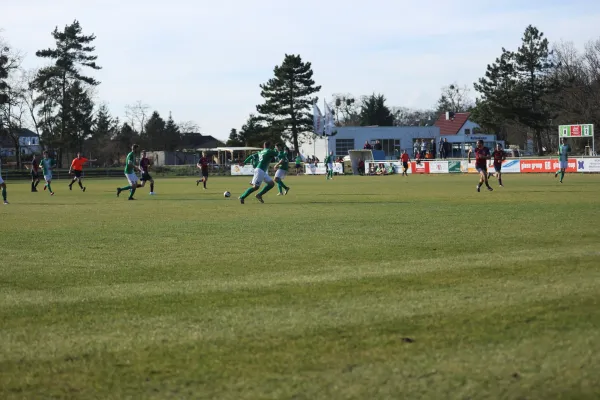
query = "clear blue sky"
(3, 0, 600, 140)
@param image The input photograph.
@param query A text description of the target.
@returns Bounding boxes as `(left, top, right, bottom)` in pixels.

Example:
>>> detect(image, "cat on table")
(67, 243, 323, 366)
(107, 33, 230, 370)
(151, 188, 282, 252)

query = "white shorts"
(0, 176, 4, 185)
(125, 173, 138, 185)
(251, 168, 273, 186)
(44, 174, 52, 182)
(274, 169, 287, 179)
(327, 163, 333, 170)
(559, 160, 568, 169)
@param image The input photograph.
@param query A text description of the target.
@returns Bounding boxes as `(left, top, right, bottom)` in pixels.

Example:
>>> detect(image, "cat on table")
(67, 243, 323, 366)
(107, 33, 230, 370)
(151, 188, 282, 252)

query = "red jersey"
(401, 154, 410, 163)
(70, 157, 88, 171)
(492, 150, 504, 165)
(474, 147, 490, 167)
(140, 157, 150, 173)
(199, 157, 209, 170)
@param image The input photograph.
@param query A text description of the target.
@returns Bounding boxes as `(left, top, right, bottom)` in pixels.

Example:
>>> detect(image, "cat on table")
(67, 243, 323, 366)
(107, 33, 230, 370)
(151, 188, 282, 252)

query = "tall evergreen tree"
(143, 111, 166, 150)
(34, 20, 101, 164)
(0, 43, 9, 106)
(359, 94, 394, 126)
(115, 122, 136, 154)
(474, 25, 557, 154)
(64, 81, 94, 153)
(226, 128, 243, 146)
(164, 112, 181, 151)
(256, 54, 321, 151)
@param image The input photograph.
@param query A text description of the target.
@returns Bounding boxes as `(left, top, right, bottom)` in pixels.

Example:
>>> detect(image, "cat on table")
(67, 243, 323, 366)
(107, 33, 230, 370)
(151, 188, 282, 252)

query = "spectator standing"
(431, 139, 436, 159)
(420, 139, 427, 158)
(374, 140, 382, 151)
(413, 140, 420, 158)
(363, 141, 372, 149)
(439, 138, 445, 159)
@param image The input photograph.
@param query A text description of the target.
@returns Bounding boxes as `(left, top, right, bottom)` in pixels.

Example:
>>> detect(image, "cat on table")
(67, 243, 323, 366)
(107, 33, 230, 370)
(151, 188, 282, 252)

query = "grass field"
(1, 173, 600, 399)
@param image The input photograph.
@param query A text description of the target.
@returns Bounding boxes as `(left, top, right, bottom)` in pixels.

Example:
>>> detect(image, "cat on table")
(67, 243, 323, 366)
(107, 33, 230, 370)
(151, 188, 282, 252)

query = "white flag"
(313, 103, 324, 135)
(324, 101, 335, 136)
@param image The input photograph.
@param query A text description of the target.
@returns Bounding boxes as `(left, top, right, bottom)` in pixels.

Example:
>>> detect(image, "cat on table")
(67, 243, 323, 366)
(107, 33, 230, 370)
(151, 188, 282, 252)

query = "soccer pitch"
(1, 174, 600, 399)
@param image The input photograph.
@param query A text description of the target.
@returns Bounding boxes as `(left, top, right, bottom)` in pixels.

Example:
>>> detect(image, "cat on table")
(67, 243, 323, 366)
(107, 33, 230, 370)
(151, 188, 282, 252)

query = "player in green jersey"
(39, 151, 56, 196)
(239, 141, 278, 204)
(117, 144, 142, 200)
(295, 154, 302, 175)
(0, 156, 8, 204)
(243, 152, 260, 185)
(324, 151, 334, 180)
(273, 143, 290, 196)
(555, 138, 571, 183)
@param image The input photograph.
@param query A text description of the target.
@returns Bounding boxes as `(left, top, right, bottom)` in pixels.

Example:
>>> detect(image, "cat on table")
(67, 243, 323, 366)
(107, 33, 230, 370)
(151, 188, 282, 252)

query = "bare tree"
(436, 82, 474, 114)
(124, 100, 149, 134)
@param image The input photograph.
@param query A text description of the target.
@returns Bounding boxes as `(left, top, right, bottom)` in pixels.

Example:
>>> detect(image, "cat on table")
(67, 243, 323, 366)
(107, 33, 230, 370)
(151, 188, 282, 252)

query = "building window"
(464, 129, 471, 135)
(335, 139, 354, 157)
(377, 139, 401, 158)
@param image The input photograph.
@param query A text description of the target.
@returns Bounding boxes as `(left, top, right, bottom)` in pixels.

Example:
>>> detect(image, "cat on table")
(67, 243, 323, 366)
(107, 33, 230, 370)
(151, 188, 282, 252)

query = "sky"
(2, 0, 600, 140)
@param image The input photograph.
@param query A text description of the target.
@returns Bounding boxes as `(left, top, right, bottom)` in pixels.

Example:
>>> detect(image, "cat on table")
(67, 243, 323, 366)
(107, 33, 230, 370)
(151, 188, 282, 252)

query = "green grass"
(1, 174, 600, 399)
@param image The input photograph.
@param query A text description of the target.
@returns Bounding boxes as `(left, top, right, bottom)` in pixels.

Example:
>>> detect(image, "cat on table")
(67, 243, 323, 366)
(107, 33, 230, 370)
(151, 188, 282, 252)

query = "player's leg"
(497, 166, 503, 186)
(559, 162, 567, 183)
(31, 173, 36, 192)
(150, 178, 155, 194)
(117, 174, 133, 197)
(1, 179, 7, 204)
(77, 174, 84, 191)
(240, 169, 263, 203)
(203, 173, 208, 189)
(45, 177, 54, 195)
(256, 174, 274, 202)
(482, 168, 493, 190)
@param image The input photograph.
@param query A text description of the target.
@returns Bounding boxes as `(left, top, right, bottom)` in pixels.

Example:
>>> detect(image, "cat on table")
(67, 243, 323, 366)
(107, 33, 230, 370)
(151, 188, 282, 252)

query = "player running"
(196, 152, 210, 189)
(239, 141, 278, 204)
(555, 138, 571, 183)
(117, 144, 141, 200)
(468, 140, 493, 192)
(138, 150, 156, 195)
(295, 154, 303, 175)
(273, 143, 290, 196)
(68, 152, 96, 192)
(325, 151, 334, 180)
(39, 151, 56, 196)
(400, 150, 410, 176)
(489, 144, 505, 187)
(30, 154, 41, 192)
(0, 156, 8, 204)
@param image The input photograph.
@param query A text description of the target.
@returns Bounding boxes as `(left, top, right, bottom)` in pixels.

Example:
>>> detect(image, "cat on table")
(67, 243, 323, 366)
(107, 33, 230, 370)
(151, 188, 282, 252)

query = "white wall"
(298, 136, 330, 160)
(457, 120, 480, 135)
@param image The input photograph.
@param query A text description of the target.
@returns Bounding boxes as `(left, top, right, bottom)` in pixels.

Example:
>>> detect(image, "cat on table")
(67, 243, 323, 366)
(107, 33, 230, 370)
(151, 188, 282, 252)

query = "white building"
(299, 126, 440, 160)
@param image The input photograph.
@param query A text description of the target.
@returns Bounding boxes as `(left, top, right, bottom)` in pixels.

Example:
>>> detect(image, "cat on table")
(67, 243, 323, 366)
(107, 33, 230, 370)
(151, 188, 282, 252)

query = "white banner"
(429, 161, 449, 174)
(231, 165, 255, 176)
(576, 158, 600, 172)
(364, 161, 410, 174)
(305, 162, 343, 175)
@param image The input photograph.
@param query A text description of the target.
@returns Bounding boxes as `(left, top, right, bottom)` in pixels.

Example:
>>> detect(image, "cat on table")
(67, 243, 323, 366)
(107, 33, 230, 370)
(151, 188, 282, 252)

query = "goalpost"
(559, 124, 595, 156)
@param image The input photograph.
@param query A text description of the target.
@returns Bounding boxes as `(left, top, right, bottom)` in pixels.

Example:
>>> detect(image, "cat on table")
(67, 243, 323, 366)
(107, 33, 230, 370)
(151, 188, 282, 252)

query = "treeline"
(0, 21, 203, 167)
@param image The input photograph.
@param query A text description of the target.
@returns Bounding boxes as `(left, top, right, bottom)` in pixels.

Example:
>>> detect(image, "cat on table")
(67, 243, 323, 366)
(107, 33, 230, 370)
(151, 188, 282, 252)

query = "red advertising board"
(519, 159, 577, 173)
(411, 162, 430, 174)
(571, 125, 582, 137)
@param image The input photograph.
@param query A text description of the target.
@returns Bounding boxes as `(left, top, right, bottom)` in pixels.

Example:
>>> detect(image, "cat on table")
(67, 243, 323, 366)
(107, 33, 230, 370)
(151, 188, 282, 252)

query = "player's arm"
(467, 148, 472, 163)
(243, 154, 254, 165)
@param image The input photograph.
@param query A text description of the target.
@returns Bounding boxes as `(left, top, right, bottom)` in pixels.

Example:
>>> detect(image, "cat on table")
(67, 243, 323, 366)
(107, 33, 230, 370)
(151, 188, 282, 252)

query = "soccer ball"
(224, 191, 231, 198)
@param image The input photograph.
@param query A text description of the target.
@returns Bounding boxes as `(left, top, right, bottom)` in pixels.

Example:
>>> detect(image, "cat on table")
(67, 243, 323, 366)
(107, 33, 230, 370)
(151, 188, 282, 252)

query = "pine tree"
(256, 54, 321, 151)
(474, 25, 557, 155)
(359, 94, 394, 126)
(115, 122, 136, 154)
(226, 128, 243, 146)
(164, 112, 181, 151)
(144, 111, 166, 150)
(64, 81, 94, 153)
(35, 20, 101, 164)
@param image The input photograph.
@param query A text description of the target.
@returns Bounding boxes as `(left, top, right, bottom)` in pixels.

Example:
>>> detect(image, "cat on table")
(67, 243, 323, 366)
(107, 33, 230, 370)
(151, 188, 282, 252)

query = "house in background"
(434, 112, 503, 157)
(0, 128, 42, 157)
(434, 112, 481, 136)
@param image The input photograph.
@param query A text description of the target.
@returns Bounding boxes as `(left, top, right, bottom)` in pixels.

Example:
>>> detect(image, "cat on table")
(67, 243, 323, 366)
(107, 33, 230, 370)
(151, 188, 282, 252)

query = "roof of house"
(434, 112, 471, 135)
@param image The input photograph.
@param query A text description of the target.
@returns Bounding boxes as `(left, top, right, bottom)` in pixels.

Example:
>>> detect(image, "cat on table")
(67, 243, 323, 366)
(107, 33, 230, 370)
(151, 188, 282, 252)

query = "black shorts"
(295, 164, 301, 169)
(31, 170, 39, 179)
(73, 170, 83, 178)
(476, 165, 487, 173)
(493, 163, 502, 172)
(201, 169, 209, 178)
(402, 162, 409, 169)
(141, 172, 153, 181)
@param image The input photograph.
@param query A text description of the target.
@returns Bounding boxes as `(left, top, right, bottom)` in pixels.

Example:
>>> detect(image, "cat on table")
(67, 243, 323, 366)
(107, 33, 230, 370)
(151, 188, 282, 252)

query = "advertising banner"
(461, 160, 478, 173)
(487, 159, 521, 173)
(411, 162, 430, 174)
(576, 158, 600, 172)
(448, 161, 461, 173)
(305, 162, 343, 175)
(231, 165, 255, 176)
(429, 161, 449, 174)
(519, 159, 577, 173)
(365, 162, 409, 174)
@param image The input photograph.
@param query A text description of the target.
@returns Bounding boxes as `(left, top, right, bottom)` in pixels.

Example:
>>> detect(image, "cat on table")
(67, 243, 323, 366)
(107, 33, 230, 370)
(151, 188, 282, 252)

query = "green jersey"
(244, 153, 259, 168)
(39, 158, 55, 175)
(277, 151, 289, 171)
(558, 144, 570, 162)
(125, 151, 136, 174)
(325, 155, 333, 164)
(295, 156, 302, 165)
(256, 148, 278, 171)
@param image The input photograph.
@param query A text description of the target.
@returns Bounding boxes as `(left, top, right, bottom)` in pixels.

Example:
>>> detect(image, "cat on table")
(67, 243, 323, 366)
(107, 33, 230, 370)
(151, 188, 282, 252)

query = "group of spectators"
(413, 138, 452, 159)
(363, 140, 383, 151)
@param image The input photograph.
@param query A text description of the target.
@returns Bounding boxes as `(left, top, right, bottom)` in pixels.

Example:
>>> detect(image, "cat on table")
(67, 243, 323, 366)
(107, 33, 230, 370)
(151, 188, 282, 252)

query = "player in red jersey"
(138, 150, 156, 195)
(489, 144, 505, 187)
(400, 150, 410, 176)
(196, 152, 210, 189)
(468, 140, 493, 192)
